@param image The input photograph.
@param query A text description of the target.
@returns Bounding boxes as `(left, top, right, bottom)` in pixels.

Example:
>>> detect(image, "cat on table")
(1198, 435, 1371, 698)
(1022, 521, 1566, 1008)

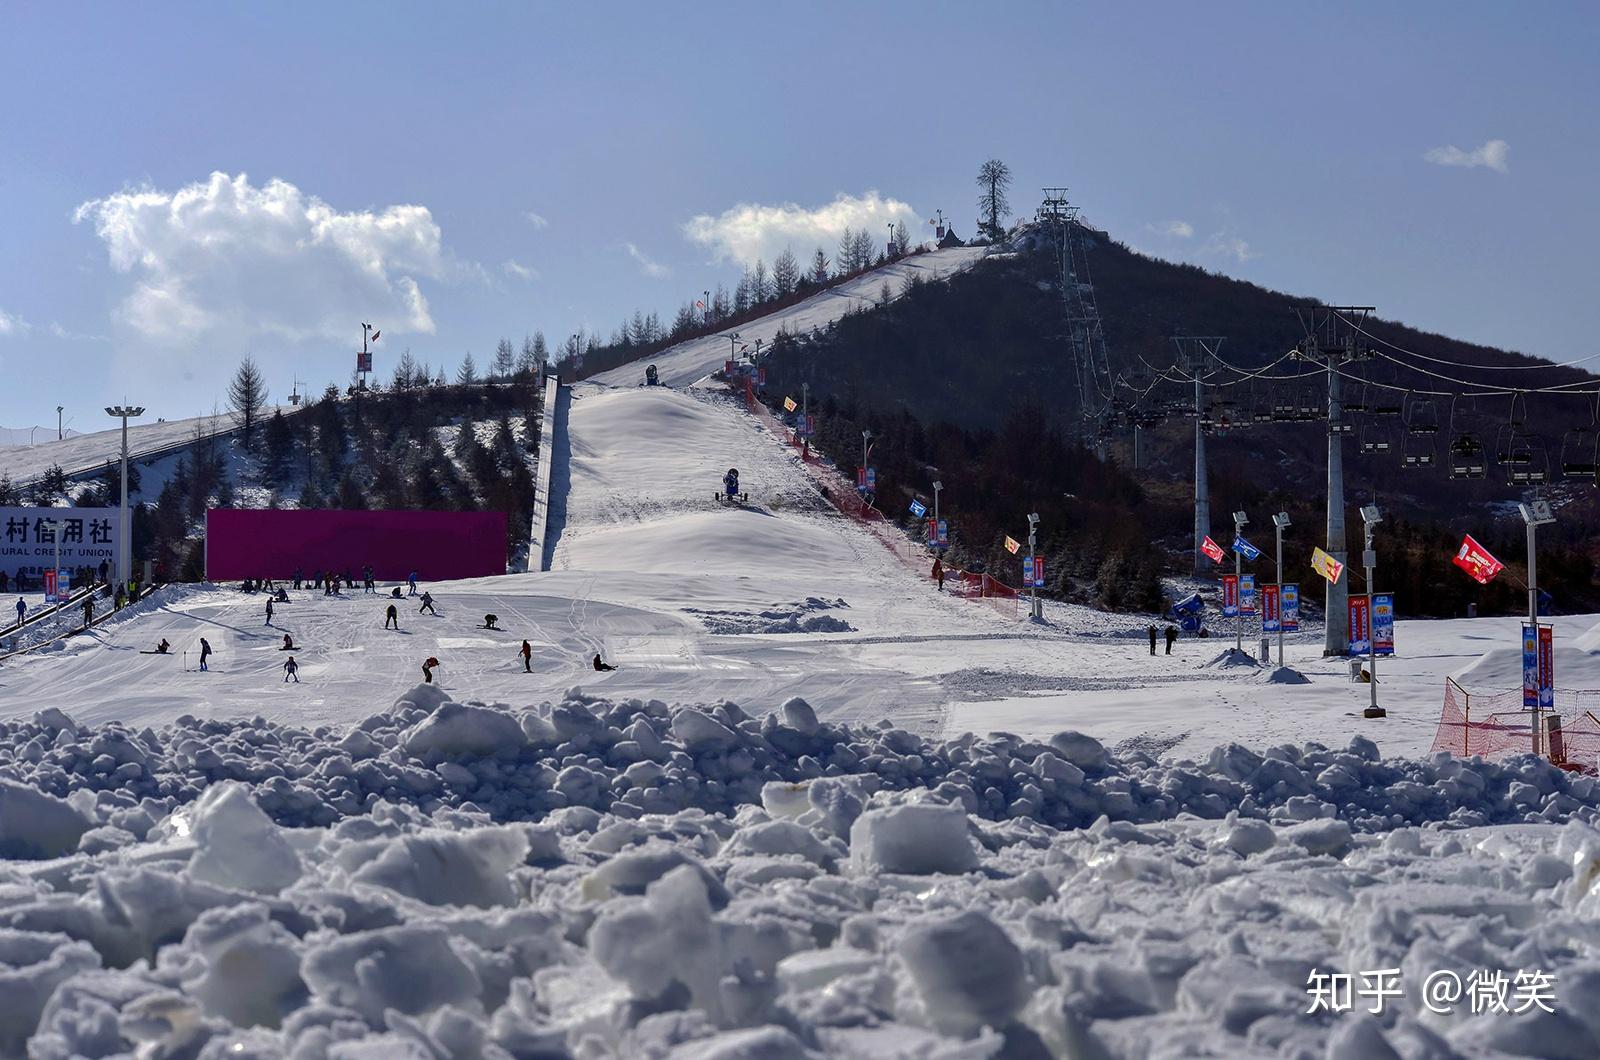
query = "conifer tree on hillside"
(393, 350, 419, 389)
(774, 248, 799, 296)
(263, 410, 294, 487)
(752, 260, 769, 303)
(893, 221, 911, 255)
(976, 158, 1012, 242)
(227, 356, 269, 441)
(515, 335, 538, 379)
(493, 338, 516, 380)
(456, 352, 479, 386)
(810, 248, 829, 285)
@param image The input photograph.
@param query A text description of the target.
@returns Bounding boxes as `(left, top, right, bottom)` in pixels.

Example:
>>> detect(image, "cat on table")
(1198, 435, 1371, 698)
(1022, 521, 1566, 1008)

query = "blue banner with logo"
(909, 499, 926, 518)
(1522, 624, 1538, 709)
(1240, 574, 1257, 615)
(1372, 592, 1395, 656)
(1282, 583, 1300, 631)
(1232, 536, 1261, 562)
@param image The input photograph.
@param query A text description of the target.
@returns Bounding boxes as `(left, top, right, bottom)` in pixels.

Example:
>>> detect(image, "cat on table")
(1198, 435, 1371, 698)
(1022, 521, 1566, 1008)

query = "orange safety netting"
(742, 384, 1020, 620)
(1430, 679, 1600, 770)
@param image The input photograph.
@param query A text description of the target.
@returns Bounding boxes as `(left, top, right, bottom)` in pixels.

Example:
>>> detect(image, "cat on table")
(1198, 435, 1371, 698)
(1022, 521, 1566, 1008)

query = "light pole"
(1520, 499, 1555, 753)
(1360, 505, 1384, 718)
(1273, 511, 1291, 667)
(56, 406, 64, 441)
(1233, 510, 1248, 653)
(727, 333, 741, 365)
(861, 430, 873, 492)
(1027, 513, 1042, 621)
(932, 480, 943, 546)
(704, 291, 711, 325)
(105, 405, 144, 590)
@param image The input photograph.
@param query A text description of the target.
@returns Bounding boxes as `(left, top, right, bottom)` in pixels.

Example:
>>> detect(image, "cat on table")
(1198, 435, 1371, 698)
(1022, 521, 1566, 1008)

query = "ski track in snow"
(7, 293, 1600, 1053)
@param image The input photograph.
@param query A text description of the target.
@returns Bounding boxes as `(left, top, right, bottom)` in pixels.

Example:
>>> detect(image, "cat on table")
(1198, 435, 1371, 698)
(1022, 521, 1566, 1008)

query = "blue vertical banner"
(1240, 574, 1257, 615)
(1022, 556, 1035, 586)
(1371, 593, 1395, 656)
(1281, 584, 1300, 631)
(1522, 624, 1539, 709)
(936, 519, 948, 546)
(866, 468, 877, 490)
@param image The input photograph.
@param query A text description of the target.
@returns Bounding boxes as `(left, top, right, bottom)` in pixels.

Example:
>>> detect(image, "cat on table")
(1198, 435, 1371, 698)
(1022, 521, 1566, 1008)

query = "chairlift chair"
(1295, 386, 1321, 421)
(1404, 396, 1439, 436)
(1448, 434, 1487, 480)
(1359, 422, 1392, 455)
(1560, 394, 1599, 479)
(1401, 434, 1436, 469)
(1507, 435, 1550, 486)
(1371, 390, 1403, 416)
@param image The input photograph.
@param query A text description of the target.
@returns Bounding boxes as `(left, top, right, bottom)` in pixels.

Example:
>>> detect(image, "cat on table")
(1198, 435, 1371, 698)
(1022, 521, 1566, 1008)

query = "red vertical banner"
(1262, 583, 1281, 633)
(1539, 626, 1555, 710)
(1348, 595, 1371, 655)
(1221, 574, 1239, 617)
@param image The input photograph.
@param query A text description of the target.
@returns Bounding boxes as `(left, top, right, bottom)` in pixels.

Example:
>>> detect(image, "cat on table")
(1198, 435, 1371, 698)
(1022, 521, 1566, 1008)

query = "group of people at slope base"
(1148, 624, 1180, 655)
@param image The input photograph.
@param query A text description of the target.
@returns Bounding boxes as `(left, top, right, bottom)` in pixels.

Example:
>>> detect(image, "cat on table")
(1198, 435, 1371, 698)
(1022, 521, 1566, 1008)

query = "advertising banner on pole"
(802, 414, 815, 437)
(1453, 534, 1504, 585)
(1240, 574, 1257, 615)
(866, 468, 876, 491)
(1262, 583, 1281, 633)
(1221, 574, 1239, 617)
(0, 507, 120, 584)
(936, 519, 947, 546)
(1281, 583, 1300, 631)
(1030, 556, 1045, 588)
(1522, 625, 1539, 709)
(725, 360, 736, 376)
(857, 468, 867, 490)
(1348, 594, 1372, 655)
(356, 352, 372, 374)
(42, 567, 59, 603)
(1311, 546, 1344, 584)
(1539, 626, 1555, 710)
(1200, 535, 1226, 564)
(1371, 592, 1395, 656)
(1022, 556, 1034, 586)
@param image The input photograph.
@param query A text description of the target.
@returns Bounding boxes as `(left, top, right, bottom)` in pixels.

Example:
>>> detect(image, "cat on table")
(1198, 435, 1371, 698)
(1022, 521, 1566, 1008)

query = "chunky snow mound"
(3, 688, 1600, 1055)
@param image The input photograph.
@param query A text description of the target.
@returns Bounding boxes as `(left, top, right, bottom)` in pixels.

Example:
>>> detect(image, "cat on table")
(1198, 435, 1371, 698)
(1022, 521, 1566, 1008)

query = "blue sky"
(1, 2, 1595, 427)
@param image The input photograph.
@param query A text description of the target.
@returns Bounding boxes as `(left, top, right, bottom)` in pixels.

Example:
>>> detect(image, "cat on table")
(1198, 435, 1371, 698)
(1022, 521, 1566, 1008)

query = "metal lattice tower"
(1040, 188, 1115, 442)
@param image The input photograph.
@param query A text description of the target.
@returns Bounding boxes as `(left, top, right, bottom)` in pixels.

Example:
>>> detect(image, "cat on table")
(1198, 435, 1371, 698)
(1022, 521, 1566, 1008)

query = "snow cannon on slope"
(644, 364, 659, 387)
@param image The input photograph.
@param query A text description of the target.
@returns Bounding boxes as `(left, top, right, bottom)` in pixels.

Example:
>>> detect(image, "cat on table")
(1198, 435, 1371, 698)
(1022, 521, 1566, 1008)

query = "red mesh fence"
(741, 384, 1019, 620)
(1430, 679, 1600, 770)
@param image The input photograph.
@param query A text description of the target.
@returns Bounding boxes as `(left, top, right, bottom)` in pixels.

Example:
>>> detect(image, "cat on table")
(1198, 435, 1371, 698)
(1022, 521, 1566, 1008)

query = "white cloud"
(1424, 139, 1509, 172)
(1147, 220, 1194, 239)
(683, 190, 917, 266)
(73, 171, 453, 344)
(524, 211, 549, 229)
(625, 242, 670, 278)
(502, 259, 540, 282)
(0, 308, 28, 336)
(1202, 233, 1256, 263)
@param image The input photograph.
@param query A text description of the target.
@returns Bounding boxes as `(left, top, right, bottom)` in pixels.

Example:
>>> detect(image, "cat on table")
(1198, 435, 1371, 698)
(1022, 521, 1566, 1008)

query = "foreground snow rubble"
(1, 687, 1600, 1056)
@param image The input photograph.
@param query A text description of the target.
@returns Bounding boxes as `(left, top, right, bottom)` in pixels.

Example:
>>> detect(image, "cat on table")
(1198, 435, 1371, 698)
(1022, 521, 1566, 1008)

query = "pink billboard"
(206, 509, 507, 582)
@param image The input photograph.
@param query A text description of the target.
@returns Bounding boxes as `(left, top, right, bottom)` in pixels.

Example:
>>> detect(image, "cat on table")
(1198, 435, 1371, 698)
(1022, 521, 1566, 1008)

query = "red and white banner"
(1221, 573, 1239, 617)
(1539, 625, 1555, 710)
(1453, 534, 1504, 585)
(1200, 535, 1226, 564)
(1262, 583, 1281, 632)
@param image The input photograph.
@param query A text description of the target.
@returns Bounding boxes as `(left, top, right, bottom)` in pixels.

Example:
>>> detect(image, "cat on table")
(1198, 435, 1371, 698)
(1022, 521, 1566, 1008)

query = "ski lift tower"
(1039, 188, 1115, 449)
(1291, 305, 1376, 657)
(1172, 336, 1225, 576)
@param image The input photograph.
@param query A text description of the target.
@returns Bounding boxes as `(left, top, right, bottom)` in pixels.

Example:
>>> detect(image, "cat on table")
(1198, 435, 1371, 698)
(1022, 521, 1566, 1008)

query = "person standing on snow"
(520, 639, 533, 673)
(265, 598, 275, 626)
(931, 556, 945, 592)
(283, 655, 300, 683)
(14, 597, 24, 626)
(199, 637, 213, 672)
(384, 603, 400, 630)
(422, 656, 439, 683)
(419, 592, 436, 616)
(363, 565, 375, 593)
(407, 571, 419, 596)
(1147, 624, 1158, 656)
(82, 596, 94, 628)
(1164, 625, 1178, 655)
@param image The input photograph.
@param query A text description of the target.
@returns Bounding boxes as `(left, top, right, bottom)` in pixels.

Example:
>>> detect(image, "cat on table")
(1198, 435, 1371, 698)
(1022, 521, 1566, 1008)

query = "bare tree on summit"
(977, 158, 1012, 243)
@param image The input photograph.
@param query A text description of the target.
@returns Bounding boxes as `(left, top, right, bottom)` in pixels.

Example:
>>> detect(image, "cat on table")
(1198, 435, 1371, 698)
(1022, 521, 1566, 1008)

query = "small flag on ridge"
(1453, 534, 1504, 585)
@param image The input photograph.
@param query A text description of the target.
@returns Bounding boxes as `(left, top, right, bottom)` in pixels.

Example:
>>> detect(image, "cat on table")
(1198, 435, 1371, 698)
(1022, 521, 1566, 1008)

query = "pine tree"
(893, 221, 911, 256)
(809, 248, 830, 285)
(672, 303, 697, 336)
(227, 356, 269, 440)
(393, 350, 418, 389)
(493, 338, 515, 381)
(976, 158, 1012, 242)
(734, 270, 753, 314)
(263, 410, 293, 487)
(532, 332, 548, 366)
(837, 227, 857, 274)
(516, 335, 538, 379)
(456, 352, 478, 386)
(773, 248, 799, 296)
(752, 260, 769, 303)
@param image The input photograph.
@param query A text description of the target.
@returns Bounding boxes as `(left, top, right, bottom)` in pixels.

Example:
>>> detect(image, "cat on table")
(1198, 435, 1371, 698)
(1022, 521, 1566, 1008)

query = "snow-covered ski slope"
(589, 245, 986, 389)
(0, 404, 301, 484)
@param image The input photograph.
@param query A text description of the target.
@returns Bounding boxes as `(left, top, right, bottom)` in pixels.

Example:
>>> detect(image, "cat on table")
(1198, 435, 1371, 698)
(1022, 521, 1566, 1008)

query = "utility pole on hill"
(1293, 306, 1375, 657)
(1172, 336, 1224, 576)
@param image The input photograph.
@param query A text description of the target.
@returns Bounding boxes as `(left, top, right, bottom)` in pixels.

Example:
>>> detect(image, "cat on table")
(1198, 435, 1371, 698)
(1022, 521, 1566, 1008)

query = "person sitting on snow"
(156, 638, 171, 654)
(593, 652, 617, 672)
